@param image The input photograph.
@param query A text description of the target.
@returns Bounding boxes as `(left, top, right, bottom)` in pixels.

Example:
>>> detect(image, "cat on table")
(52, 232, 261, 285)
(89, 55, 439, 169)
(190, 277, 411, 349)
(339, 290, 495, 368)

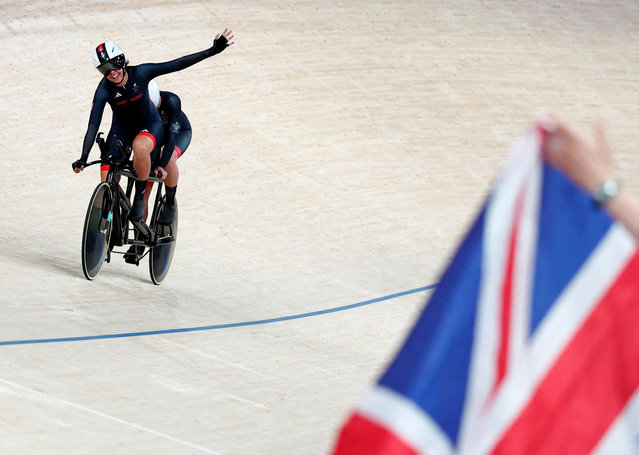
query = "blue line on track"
(0, 284, 437, 346)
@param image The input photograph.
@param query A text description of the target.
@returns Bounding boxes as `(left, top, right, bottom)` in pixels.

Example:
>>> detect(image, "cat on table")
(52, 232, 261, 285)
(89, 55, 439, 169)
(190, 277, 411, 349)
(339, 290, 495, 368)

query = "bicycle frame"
(80, 133, 178, 283)
(93, 135, 171, 255)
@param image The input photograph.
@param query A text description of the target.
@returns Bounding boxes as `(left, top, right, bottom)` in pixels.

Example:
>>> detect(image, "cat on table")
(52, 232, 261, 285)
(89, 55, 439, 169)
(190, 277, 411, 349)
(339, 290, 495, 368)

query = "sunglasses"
(97, 55, 126, 76)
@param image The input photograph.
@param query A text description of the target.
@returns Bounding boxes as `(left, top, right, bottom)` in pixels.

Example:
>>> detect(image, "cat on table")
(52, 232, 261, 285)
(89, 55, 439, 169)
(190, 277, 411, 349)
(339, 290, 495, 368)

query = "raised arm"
(541, 116, 639, 241)
(143, 29, 234, 79)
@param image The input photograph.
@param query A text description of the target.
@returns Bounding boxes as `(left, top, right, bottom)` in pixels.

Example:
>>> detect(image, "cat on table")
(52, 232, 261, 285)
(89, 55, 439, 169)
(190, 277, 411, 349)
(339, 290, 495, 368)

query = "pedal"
(156, 234, 175, 245)
(124, 253, 140, 266)
(123, 245, 143, 266)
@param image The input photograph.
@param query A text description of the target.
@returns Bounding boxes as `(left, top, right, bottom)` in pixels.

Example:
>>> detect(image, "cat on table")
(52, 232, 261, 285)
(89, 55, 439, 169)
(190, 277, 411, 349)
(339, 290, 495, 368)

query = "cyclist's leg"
(100, 164, 110, 182)
(143, 180, 154, 221)
(130, 124, 163, 221)
(165, 121, 191, 188)
(132, 132, 157, 182)
(132, 121, 164, 181)
(157, 126, 190, 225)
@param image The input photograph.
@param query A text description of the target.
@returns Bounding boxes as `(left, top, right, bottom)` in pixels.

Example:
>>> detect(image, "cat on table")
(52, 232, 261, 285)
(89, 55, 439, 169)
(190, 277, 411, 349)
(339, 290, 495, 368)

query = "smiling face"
(105, 68, 124, 84)
(94, 46, 127, 83)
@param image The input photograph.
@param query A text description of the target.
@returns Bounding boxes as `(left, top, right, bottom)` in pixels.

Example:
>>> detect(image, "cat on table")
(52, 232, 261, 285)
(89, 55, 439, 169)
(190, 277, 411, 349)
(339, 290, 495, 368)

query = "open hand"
(216, 28, 235, 46)
(211, 29, 235, 55)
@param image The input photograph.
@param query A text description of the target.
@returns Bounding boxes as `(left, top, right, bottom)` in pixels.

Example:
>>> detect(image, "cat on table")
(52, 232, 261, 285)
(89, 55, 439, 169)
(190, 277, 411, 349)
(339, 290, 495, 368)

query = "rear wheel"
(149, 198, 178, 285)
(81, 182, 114, 280)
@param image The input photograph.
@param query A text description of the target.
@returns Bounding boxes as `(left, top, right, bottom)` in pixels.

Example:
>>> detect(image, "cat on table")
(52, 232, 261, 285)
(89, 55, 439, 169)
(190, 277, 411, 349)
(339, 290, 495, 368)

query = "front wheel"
(149, 198, 178, 285)
(81, 182, 114, 280)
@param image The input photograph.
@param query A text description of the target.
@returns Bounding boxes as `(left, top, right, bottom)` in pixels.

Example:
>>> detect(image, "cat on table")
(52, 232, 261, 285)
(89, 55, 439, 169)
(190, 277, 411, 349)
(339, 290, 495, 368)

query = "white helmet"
(92, 41, 127, 76)
(148, 78, 160, 108)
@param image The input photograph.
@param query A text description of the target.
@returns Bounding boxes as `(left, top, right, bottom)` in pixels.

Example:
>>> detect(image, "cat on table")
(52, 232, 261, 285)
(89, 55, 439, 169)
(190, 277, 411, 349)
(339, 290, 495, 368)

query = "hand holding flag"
(332, 119, 639, 455)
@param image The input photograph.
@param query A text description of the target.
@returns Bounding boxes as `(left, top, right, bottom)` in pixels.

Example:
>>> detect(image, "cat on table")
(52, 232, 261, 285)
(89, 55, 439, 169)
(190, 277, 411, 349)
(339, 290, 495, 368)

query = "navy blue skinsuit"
(78, 39, 225, 167)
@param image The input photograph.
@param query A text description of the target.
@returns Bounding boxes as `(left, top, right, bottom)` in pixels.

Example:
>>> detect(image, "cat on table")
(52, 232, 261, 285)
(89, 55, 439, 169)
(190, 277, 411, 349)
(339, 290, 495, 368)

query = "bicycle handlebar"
(81, 133, 164, 183)
(92, 132, 138, 177)
(81, 159, 105, 169)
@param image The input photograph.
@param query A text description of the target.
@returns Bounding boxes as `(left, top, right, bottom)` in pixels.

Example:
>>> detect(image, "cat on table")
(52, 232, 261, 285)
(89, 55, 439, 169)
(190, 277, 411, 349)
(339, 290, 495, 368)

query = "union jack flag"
(332, 124, 639, 454)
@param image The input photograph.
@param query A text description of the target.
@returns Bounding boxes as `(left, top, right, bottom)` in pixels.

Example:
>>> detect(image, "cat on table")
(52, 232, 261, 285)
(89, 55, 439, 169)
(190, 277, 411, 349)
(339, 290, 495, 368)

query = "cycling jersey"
(80, 47, 218, 163)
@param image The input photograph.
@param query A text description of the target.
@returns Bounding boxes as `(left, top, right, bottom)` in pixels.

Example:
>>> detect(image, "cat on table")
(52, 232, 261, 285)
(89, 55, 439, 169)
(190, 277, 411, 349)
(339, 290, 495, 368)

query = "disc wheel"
(81, 182, 113, 280)
(149, 198, 178, 285)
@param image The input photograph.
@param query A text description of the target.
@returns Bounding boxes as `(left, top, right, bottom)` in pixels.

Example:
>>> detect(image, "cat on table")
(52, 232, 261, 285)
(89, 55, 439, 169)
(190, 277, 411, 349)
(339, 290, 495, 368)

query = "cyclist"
(72, 29, 234, 222)
(122, 80, 191, 261)
(146, 79, 191, 225)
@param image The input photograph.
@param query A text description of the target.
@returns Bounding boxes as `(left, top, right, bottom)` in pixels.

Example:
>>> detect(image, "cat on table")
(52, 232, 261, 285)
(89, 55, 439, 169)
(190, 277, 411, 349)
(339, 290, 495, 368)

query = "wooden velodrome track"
(2, 1, 639, 453)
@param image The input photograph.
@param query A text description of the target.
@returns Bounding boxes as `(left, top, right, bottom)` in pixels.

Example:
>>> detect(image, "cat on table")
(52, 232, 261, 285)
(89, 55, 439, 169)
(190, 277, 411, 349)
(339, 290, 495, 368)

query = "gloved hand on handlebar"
(72, 159, 87, 173)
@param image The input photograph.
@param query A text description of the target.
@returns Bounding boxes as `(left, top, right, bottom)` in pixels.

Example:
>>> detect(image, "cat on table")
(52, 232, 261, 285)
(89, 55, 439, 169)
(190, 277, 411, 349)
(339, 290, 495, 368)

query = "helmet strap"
(115, 67, 128, 87)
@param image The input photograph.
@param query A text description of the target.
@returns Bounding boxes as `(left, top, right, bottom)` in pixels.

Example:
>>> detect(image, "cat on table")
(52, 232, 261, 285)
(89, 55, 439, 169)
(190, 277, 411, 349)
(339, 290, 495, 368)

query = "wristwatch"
(593, 179, 621, 206)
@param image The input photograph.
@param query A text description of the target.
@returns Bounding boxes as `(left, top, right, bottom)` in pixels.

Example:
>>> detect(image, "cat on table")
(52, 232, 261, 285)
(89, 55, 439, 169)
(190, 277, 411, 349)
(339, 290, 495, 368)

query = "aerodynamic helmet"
(92, 42, 127, 76)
